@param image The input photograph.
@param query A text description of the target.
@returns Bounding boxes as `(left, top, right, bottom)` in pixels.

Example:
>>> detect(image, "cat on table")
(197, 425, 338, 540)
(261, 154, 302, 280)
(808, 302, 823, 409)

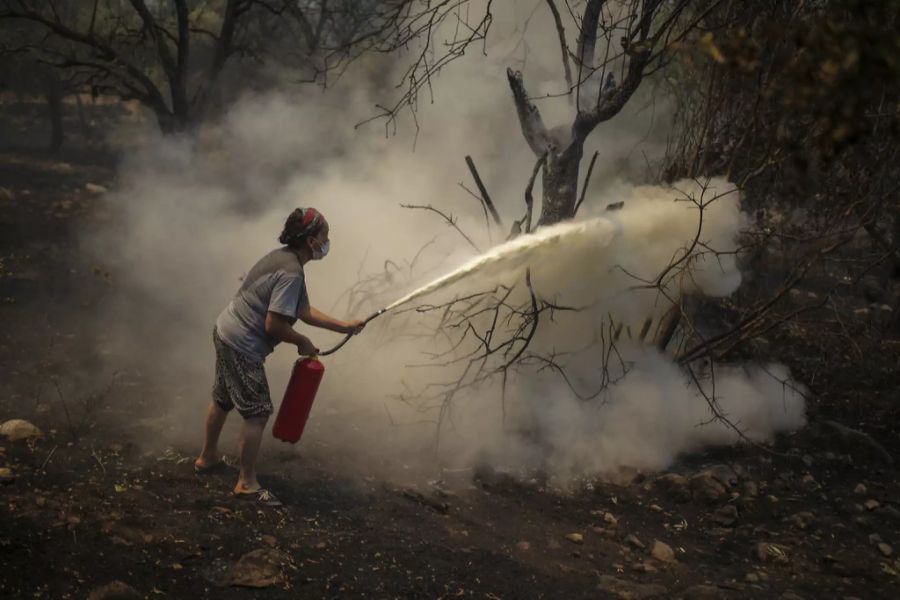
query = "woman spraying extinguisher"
(194, 208, 365, 506)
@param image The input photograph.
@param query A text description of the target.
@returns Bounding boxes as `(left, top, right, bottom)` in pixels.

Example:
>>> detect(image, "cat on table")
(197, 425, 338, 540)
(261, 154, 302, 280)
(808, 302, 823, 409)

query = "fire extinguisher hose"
(318, 308, 387, 356)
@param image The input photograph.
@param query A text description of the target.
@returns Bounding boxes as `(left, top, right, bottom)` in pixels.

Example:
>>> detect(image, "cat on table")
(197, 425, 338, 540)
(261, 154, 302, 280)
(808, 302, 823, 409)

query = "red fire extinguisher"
(272, 308, 385, 444)
(272, 357, 325, 443)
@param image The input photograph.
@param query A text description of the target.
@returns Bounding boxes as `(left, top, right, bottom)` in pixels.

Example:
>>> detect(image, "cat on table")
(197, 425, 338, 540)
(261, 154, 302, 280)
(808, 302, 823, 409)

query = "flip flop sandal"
(194, 460, 236, 476)
(233, 488, 283, 507)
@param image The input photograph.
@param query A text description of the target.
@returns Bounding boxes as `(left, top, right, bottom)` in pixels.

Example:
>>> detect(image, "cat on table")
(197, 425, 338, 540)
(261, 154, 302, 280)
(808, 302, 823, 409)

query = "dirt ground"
(1, 122, 899, 599)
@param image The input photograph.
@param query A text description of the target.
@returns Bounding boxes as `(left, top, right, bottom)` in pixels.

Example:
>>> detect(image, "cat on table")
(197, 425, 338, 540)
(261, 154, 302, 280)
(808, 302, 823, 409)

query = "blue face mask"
(312, 239, 330, 260)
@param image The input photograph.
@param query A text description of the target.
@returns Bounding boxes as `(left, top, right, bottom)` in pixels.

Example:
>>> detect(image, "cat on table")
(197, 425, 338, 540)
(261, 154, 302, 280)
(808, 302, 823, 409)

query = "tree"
(0, 23, 68, 150)
(0, 0, 429, 133)
(506, 0, 715, 226)
(662, 0, 900, 349)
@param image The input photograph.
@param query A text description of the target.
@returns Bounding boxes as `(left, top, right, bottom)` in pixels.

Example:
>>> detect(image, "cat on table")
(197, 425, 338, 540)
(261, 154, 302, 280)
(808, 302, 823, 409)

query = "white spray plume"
(87, 2, 805, 483)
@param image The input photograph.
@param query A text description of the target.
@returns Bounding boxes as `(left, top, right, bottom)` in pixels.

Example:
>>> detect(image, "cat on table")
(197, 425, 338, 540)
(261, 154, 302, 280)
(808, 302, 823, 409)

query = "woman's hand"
(296, 336, 319, 356)
(345, 320, 366, 335)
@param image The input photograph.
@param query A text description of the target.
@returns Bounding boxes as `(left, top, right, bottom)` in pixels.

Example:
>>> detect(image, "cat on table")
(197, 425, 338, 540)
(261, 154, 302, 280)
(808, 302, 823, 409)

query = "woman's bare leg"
(234, 416, 268, 493)
(195, 402, 228, 468)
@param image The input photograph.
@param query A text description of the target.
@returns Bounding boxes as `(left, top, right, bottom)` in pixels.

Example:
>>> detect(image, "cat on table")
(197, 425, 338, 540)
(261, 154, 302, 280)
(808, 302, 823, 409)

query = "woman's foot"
(194, 455, 235, 475)
(232, 482, 282, 506)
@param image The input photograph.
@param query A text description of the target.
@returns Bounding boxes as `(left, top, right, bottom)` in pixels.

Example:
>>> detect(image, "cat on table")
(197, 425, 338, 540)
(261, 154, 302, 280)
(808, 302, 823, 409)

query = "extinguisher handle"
(319, 308, 386, 356)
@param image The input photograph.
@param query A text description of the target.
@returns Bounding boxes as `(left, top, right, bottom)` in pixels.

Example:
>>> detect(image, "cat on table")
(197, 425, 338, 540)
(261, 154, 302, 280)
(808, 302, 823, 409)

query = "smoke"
(85, 1, 805, 483)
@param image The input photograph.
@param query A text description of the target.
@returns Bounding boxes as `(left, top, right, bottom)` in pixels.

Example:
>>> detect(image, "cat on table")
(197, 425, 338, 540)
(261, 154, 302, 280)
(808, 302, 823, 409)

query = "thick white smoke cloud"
(87, 1, 805, 483)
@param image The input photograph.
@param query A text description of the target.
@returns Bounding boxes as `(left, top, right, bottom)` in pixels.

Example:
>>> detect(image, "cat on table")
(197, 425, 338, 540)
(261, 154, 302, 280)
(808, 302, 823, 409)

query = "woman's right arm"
(264, 312, 318, 355)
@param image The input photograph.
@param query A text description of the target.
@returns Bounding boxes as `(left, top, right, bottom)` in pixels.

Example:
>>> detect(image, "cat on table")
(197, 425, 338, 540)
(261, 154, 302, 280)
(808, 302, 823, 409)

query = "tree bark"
(506, 68, 584, 225)
(44, 77, 64, 151)
(74, 93, 91, 141)
(540, 144, 583, 224)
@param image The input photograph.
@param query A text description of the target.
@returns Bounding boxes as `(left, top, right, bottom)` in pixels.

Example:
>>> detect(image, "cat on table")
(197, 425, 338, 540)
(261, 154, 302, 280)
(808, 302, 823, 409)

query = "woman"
(194, 207, 364, 506)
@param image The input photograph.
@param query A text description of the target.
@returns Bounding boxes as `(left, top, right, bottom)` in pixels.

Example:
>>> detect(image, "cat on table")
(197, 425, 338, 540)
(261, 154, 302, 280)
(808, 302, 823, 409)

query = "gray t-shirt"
(216, 247, 310, 361)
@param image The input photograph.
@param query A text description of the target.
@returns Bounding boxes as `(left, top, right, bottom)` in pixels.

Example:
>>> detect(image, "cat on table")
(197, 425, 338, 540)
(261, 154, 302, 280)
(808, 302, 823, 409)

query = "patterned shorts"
(212, 328, 273, 419)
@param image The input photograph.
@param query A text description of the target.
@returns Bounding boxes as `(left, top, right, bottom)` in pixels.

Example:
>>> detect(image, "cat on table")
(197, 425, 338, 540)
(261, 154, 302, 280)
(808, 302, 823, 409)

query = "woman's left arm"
(298, 305, 364, 334)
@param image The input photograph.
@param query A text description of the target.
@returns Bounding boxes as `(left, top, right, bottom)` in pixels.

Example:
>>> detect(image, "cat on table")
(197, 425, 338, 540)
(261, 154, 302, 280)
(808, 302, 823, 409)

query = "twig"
(465, 155, 503, 227)
(544, 0, 574, 101)
(523, 151, 548, 234)
(40, 444, 58, 470)
(90, 446, 106, 475)
(400, 203, 481, 253)
(574, 150, 599, 215)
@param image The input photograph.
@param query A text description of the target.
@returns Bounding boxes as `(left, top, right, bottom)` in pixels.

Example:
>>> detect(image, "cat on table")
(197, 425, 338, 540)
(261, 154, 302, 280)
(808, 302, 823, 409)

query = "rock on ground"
(651, 540, 676, 563)
(654, 473, 691, 503)
(680, 584, 721, 599)
(689, 472, 729, 504)
(87, 581, 141, 600)
(596, 575, 668, 599)
(228, 548, 290, 588)
(0, 419, 44, 442)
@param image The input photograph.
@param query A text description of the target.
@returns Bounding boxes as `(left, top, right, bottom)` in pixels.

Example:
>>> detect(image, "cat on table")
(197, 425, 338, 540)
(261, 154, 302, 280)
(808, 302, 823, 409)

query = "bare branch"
(400, 203, 481, 253)
(464, 155, 503, 228)
(573, 150, 599, 215)
(524, 151, 548, 235)
(544, 0, 574, 101)
(506, 68, 552, 155)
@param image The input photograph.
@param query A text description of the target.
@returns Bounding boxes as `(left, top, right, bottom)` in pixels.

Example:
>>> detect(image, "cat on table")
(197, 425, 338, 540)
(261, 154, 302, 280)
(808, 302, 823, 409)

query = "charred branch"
(506, 68, 552, 156)
(464, 155, 503, 229)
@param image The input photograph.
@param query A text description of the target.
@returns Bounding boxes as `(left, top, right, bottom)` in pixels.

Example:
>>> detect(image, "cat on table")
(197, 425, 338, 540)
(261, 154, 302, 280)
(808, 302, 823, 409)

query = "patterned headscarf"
(279, 207, 325, 248)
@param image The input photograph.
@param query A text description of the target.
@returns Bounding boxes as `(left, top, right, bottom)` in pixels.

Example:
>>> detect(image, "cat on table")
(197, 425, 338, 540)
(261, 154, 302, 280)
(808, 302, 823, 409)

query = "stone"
(0, 467, 13, 484)
(713, 504, 739, 527)
(650, 540, 675, 563)
(0, 419, 44, 442)
(631, 561, 657, 573)
(596, 575, 668, 599)
(875, 505, 900, 522)
(625, 534, 645, 550)
(87, 581, 141, 600)
(745, 573, 759, 582)
(800, 473, 817, 489)
(515, 541, 531, 551)
(649, 504, 663, 513)
(853, 483, 867, 495)
(789, 512, 816, 530)
(706, 464, 738, 489)
(85, 183, 109, 194)
(877, 543, 893, 557)
(228, 548, 289, 588)
(690, 472, 728, 504)
(754, 542, 788, 563)
(609, 466, 643, 486)
(565, 532, 584, 545)
(604, 512, 619, 527)
(654, 473, 691, 503)
(681, 584, 719, 599)
(261, 534, 277, 547)
(864, 499, 880, 511)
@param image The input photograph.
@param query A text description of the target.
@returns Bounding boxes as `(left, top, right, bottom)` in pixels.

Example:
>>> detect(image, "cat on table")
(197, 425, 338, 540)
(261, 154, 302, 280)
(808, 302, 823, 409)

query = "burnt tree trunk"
(502, 0, 694, 353)
(505, 1, 660, 225)
(541, 143, 584, 224)
(506, 68, 585, 226)
(129, 0, 192, 134)
(44, 76, 64, 152)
